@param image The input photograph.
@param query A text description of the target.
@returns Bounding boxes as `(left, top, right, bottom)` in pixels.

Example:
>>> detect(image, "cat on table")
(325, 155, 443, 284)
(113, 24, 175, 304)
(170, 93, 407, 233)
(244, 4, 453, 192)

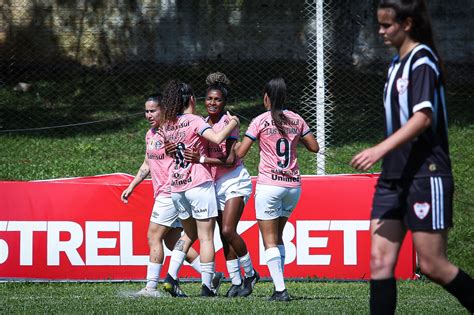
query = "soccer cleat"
(212, 272, 225, 295)
(238, 269, 260, 297)
(132, 287, 163, 298)
(200, 284, 217, 297)
(267, 288, 290, 302)
(225, 283, 243, 297)
(162, 273, 187, 298)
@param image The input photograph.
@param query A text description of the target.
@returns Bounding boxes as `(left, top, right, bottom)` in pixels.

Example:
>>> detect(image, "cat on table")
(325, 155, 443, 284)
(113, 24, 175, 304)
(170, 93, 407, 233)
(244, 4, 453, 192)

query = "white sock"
(201, 261, 215, 290)
(265, 247, 285, 291)
(145, 262, 162, 289)
(168, 249, 186, 280)
(238, 252, 255, 278)
(226, 259, 242, 285)
(278, 244, 286, 272)
(190, 256, 202, 273)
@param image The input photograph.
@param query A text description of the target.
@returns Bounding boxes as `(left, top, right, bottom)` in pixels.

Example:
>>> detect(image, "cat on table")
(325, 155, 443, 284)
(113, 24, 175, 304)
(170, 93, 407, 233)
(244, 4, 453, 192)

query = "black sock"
(443, 269, 474, 313)
(370, 278, 396, 315)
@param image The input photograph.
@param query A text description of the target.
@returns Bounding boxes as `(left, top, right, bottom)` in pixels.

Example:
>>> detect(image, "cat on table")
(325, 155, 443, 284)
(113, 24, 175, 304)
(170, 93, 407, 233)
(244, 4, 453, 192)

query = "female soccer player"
(185, 72, 258, 297)
(120, 94, 201, 297)
(236, 78, 319, 301)
(159, 79, 240, 297)
(350, 0, 474, 313)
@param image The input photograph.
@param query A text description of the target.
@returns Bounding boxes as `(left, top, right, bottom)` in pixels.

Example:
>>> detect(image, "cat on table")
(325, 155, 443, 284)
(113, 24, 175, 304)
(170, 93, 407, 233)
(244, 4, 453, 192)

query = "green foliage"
(445, 125, 474, 273)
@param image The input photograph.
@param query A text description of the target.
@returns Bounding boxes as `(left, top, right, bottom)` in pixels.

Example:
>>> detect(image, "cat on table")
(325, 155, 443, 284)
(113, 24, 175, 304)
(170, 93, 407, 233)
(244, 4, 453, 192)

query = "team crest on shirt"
(396, 77, 409, 94)
(147, 138, 163, 150)
(413, 202, 430, 220)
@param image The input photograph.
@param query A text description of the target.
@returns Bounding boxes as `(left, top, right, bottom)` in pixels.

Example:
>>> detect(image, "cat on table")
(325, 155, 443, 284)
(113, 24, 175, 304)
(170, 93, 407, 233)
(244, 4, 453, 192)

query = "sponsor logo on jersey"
(264, 127, 299, 135)
(413, 202, 430, 220)
(165, 131, 186, 143)
(171, 177, 192, 186)
(164, 121, 190, 131)
(271, 174, 300, 182)
(146, 152, 165, 160)
(271, 169, 299, 176)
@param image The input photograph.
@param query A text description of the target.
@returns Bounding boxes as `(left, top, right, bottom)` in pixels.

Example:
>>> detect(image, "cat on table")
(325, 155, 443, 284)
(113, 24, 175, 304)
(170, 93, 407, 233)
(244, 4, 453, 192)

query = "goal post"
(303, 0, 329, 175)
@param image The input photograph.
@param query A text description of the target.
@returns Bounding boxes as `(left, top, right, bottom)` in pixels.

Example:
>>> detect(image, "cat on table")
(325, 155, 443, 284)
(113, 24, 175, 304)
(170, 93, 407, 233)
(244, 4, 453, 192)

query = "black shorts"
(371, 176, 453, 231)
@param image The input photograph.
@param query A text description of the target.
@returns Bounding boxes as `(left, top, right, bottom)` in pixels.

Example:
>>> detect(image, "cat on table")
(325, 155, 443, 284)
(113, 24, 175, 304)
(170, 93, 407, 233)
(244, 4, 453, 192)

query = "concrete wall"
(350, 0, 474, 66)
(1, 0, 472, 66)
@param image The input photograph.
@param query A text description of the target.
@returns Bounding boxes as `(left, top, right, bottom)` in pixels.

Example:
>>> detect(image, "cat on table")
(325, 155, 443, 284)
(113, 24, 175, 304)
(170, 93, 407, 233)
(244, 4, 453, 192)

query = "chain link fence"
(0, 0, 473, 180)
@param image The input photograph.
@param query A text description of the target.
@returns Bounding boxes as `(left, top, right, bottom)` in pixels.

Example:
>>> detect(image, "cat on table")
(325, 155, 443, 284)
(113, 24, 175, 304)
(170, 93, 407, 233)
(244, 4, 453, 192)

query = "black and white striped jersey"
(380, 44, 452, 179)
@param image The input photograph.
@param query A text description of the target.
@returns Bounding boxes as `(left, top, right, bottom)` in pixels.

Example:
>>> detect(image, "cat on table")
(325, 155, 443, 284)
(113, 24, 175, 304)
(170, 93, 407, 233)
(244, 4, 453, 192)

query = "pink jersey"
(245, 110, 311, 187)
(206, 114, 242, 180)
(145, 128, 173, 198)
(162, 114, 214, 192)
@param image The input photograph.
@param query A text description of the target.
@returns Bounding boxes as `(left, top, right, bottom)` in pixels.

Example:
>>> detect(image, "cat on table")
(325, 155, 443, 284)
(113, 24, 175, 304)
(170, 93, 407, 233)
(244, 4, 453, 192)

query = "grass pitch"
(0, 280, 468, 314)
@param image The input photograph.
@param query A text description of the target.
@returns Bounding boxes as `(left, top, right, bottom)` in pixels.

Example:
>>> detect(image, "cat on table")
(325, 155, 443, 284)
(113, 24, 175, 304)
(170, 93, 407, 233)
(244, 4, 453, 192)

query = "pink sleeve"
(245, 117, 259, 140)
(301, 118, 311, 137)
(191, 116, 211, 136)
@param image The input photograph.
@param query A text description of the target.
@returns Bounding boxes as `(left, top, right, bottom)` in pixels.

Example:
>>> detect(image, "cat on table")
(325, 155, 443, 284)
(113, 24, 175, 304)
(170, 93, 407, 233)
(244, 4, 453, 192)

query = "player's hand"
(350, 146, 383, 171)
(164, 141, 177, 157)
(184, 147, 200, 163)
(227, 111, 240, 127)
(121, 187, 133, 204)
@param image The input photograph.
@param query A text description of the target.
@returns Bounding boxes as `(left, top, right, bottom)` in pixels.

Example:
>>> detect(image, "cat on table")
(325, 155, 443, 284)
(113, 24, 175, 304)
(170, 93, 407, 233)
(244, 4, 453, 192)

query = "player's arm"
(201, 111, 240, 144)
(184, 139, 236, 166)
(350, 108, 432, 171)
(121, 156, 150, 203)
(223, 138, 237, 166)
(235, 136, 254, 159)
(300, 131, 319, 153)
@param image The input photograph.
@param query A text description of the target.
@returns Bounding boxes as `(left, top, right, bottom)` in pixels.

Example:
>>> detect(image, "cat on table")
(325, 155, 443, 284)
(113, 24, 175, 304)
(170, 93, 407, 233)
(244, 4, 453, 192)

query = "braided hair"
(206, 72, 230, 103)
(264, 78, 288, 135)
(160, 79, 194, 124)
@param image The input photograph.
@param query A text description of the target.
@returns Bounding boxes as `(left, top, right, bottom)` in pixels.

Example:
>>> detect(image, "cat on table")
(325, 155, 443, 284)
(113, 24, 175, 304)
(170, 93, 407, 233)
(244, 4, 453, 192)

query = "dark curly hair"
(160, 80, 194, 124)
(206, 72, 230, 103)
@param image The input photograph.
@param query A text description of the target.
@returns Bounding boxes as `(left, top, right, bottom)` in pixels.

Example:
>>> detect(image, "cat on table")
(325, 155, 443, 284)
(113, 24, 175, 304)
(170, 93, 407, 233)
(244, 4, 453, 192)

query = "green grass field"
(0, 100, 473, 313)
(0, 281, 469, 314)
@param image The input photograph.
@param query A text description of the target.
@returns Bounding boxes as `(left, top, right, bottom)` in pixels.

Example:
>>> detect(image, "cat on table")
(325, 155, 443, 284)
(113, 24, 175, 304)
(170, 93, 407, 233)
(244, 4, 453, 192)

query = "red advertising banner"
(0, 173, 415, 281)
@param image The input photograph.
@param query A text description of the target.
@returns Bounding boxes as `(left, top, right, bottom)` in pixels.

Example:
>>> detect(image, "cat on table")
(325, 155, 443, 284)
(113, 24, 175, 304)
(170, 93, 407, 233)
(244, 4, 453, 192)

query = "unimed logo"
(0, 220, 369, 267)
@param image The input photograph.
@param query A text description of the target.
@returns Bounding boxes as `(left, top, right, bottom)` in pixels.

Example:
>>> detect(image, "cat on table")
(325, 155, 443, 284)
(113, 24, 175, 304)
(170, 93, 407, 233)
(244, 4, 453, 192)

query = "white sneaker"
(132, 287, 163, 298)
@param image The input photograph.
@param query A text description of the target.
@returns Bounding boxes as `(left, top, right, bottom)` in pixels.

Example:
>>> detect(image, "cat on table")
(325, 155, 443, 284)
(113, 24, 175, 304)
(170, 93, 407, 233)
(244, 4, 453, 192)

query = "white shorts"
(215, 165, 253, 211)
(172, 181, 218, 220)
(150, 195, 182, 228)
(254, 184, 301, 220)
